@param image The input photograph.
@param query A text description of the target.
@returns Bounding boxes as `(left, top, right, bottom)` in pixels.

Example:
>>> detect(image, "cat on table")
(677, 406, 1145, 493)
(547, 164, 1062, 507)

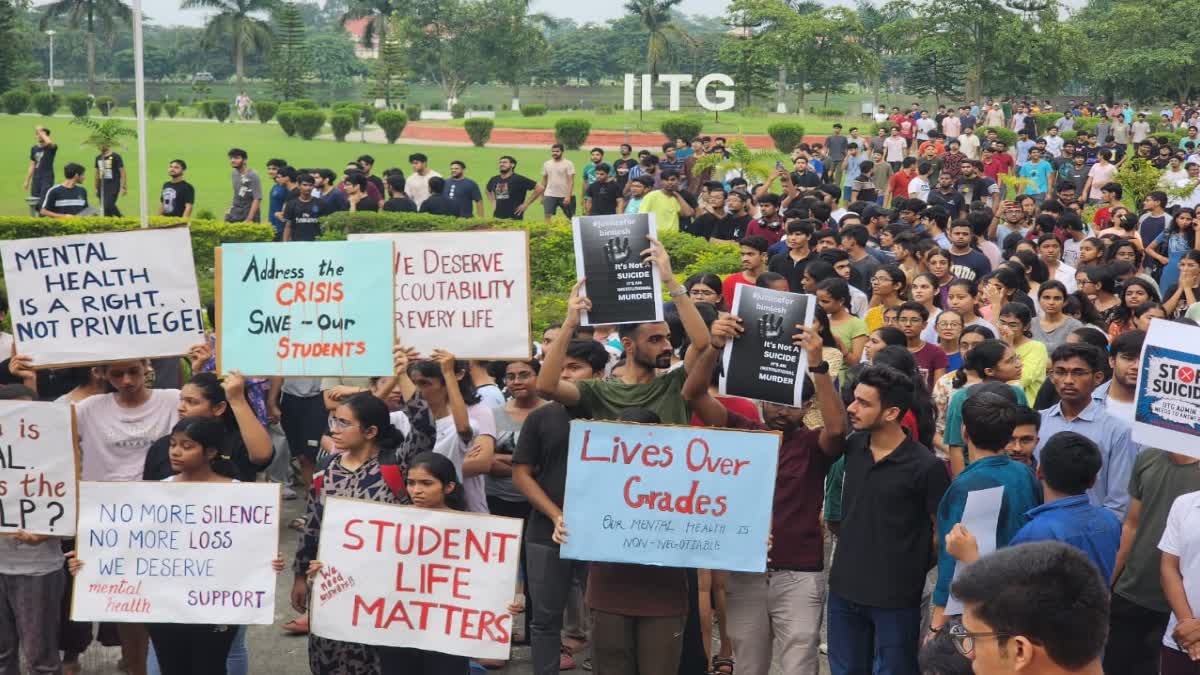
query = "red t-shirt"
(722, 272, 755, 310)
(910, 342, 949, 390)
(691, 395, 761, 428)
(746, 217, 785, 246)
(888, 171, 912, 201)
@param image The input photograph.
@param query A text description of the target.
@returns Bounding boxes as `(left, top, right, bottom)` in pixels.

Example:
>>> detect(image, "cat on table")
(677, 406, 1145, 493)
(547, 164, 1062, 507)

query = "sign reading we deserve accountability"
(1133, 319, 1200, 458)
(0, 401, 77, 536)
(312, 498, 523, 660)
(218, 241, 395, 376)
(572, 213, 663, 325)
(561, 420, 779, 572)
(348, 231, 531, 359)
(0, 227, 205, 367)
(72, 482, 280, 624)
(721, 285, 816, 407)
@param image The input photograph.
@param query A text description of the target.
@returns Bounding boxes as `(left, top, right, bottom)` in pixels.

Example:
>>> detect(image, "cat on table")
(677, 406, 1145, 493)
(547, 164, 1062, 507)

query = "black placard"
(721, 285, 816, 406)
(572, 213, 664, 326)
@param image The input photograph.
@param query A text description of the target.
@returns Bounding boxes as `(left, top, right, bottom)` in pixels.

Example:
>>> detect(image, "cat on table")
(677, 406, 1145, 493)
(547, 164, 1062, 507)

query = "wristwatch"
(668, 286, 687, 298)
(810, 361, 830, 375)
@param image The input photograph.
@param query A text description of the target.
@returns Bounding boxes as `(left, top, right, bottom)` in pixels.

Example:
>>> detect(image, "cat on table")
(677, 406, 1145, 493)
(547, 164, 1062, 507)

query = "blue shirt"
(1010, 495, 1122, 580)
(933, 455, 1041, 606)
(1019, 160, 1054, 194)
(1016, 139, 1036, 164)
(268, 184, 288, 235)
(843, 154, 864, 188)
(1036, 400, 1141, 520)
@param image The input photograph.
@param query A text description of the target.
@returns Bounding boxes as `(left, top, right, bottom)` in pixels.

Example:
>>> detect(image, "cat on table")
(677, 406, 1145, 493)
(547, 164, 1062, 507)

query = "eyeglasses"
(328, 417, 358, 431)
(1051, 368, 1093, 380)
(1009, 434, 1039, 447)
(949, 623, 1013, 657)
(689, 289, 718, 298)
(896, 317, 924, 325)
(504, 371, 534, 382)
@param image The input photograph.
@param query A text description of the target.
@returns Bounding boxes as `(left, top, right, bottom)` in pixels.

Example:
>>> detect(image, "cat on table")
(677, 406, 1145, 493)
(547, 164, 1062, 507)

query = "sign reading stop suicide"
(1133, 319, 1200, 457)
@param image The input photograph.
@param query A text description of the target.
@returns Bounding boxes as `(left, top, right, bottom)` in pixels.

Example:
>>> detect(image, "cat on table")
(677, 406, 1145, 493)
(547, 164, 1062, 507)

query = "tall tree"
(0, 0, 19, 94)
(624, 0, 689, 80)
(181, 0, 274, 82)
(270, 2, 305, 100)
(340, 0, 391, 49)
(905, 40, 964, 103)
(404, 0, 489, 103)
(38, 0, 131, 94)
(476, 0, 550, 109)
(369, 13, 406, 107)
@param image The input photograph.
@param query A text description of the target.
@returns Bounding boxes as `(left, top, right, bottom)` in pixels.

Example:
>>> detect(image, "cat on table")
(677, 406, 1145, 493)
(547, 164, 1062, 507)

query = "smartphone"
(776, 160, 786, 171)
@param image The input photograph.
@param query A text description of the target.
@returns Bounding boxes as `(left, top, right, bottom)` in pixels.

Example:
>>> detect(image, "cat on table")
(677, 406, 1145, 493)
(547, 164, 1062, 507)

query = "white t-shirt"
(1103, 395, 1135, 423)
(77, 389, 180, 482)
(431, 403, 495, 514)
(884, 136, 908, 163)
(1044, 135, 1064, 158)
(1054, 261, 1078, 294)
(404, 170, 442, 207)
(958, 134, 981, 160)
(476, 384, 506, 410)
(908, 176, 930, 201)
(916, 118, 937, 140)
(1158, 490, 1200, 650)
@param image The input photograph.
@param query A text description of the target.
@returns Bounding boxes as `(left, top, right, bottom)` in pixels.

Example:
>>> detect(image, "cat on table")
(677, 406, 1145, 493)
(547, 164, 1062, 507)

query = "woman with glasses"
(997, 303, 1048, 403)
(1083, 265, 1122, 321)
(1032, 281, 1082, 351)
(933, 309, 966, 372)
(865, 264, 908, 332)
(897, 301, 947, 390)
(684, 272, 723, 308)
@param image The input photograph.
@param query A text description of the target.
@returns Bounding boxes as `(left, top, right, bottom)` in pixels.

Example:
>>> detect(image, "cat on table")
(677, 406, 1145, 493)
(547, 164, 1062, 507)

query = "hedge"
(147, 101, 162, 119)
(521, 104, 547, 117)
(293, 110, 327, 140)
(95, 96, 115, 116)
(276, 108, 297, 136)
(554, 118, 591, 150)
(376, 111, 408, 143)
(209, 100, 231, 123)
(767, 122, 806, 153)
(463, 118, 494, 146)
(330, 113, 354, 141)
(976, 126, 1018, 147)
(32, 92, 59, 116)
(256, 101, 278, 124)
(1, 90, 30, 115)
(660, 116, 704, 143)
(164, 101, 180, 118)
(67, 94, 90, 118)
(450, 102, 467, 119)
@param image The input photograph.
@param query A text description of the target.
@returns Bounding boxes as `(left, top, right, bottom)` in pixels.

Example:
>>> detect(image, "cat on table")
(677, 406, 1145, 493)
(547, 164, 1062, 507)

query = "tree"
(476, 0, 550, 109)
(1077, 0, 1200, 102)
(271, 2, 306, 100)
(369, 12, 406, 107)
(72, 116, 136, 151)
(38, 0, 131, 94)
(181, 0, 274, 82)
(904, 39, 964, 103)
(0, 0, 19, 94)
(404, 0, 490, 103)
(624, 0, 690, 80)
(691, 139, 784, 183)
(306, 33, 365, 96)
(340, 0, 391, 49)
(716, 10, 777, 108)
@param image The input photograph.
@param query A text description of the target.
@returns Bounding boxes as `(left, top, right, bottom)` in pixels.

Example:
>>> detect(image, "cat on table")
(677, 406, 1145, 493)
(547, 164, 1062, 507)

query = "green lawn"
(0, 114, 601, 218)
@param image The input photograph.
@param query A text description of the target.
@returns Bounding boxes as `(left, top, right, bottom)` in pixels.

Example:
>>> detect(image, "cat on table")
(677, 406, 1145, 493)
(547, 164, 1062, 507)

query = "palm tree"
(181, 0, 275, 82)
(624, 0, 689, 80)
(72, 116, 137, 152)
(692, 140, 785, 184)
(340, 0, 392, 49)
(38, 0, 131, 95)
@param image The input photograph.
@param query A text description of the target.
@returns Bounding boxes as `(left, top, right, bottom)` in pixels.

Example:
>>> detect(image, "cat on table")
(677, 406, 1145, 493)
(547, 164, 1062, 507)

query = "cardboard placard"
(0, 400, 77, 535)
(1133, 319, 1200, 457)
(0, 227, 205, 367)
(572, 213, 663, 325)
(721, 285, 816, 406)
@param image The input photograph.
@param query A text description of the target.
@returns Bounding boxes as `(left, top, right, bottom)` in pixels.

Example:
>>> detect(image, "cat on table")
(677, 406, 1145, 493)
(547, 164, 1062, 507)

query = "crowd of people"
(5, 96, 1200, 675)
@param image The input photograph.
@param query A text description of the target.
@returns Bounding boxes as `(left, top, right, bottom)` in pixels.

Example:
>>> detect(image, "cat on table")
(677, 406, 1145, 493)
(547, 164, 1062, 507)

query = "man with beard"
(444, 160, 484, 218)
(158, 159, 194, 219)
(225, 147, 261, 222)
(487, 155, 542, 220)
(957, 160, 1000, 213)
(682, 314, 846, 675)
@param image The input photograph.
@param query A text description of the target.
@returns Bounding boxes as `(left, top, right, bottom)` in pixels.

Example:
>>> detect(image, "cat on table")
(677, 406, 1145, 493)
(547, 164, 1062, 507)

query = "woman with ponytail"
(942, 339, 1026, 476)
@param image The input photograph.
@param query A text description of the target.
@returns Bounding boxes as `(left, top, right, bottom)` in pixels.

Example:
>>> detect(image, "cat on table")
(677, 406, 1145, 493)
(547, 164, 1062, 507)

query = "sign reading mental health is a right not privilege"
(560, 420, 779, 572)
(218, 241, 395, 377)
(572, 213, 663, 325)
(1133, 319, 1200, 457)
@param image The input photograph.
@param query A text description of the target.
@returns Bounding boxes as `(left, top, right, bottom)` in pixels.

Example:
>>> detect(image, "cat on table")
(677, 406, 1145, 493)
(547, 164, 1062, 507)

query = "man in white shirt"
(908, 161, 932, 201)
(1131, 113, 1152, 144)
(958, 127, 981, 160)
(540, 143, 576, 223)
(883, 128, 908, 170)
(1044, 126, 1064, 158)
(404, 152, 441, 207)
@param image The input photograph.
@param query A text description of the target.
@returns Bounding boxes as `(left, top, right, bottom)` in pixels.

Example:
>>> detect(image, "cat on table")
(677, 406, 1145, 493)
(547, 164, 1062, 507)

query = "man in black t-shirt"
(583, 164, 623, 216)
(357, 154, 386, 197)
(94, 146, 126, 217)
(612, 143, 639, 190)
(40, 163, 89, 218)
(282, 174, 324, 241)
(344, 173, 379, 213)
(486, 155, 541, 220)
(419, 176, 457, 216)
(24, 126, 57, 200)
(382, 173, 416, 212)
(158, 159, 195, 219)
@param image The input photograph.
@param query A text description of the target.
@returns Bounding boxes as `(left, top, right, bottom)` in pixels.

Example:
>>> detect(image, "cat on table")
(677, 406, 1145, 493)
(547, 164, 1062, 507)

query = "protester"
(39, 162, 88, 218)
(541, 144, 576, 221)
(24, 126, 57, 201)
(158, 159, 195, 220)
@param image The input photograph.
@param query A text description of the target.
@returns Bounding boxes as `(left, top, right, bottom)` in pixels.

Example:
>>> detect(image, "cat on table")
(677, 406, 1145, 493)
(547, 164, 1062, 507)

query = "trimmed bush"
(146, 101, 162, 119)
(95, 96, 115, 116)
(521, 104, 547, 117)
(67, 94, 91, 118)
(293, 109, 327, 140)
(333, 102, 374, 125)
(209, 100, 230, 122)
(164, 101, 179, 118)
(330, 113, 354, 141)
(767, 122, 806, 153)
(1059, 131, 1077, 144)
(464, 118, 494, 147)
(404, 104, 421, 122)
(276, 108, 297, 136)
(197, 100, 213, 119)
(554, 118, 591, 150)
(450, 102, 467, 119)
(375, 111, 408, 143)
(32, 92, 59, 116)
(1073, 116, 1101, 134)
(256, 101, 278, 124)
(1, 90, 29, 115)
(292, 99, 319, 109)
(1032, 113, 1061, 135)
(813, 107, 844, 117)
(660, 116, 704, 143)
(976, 126, 1018, 147)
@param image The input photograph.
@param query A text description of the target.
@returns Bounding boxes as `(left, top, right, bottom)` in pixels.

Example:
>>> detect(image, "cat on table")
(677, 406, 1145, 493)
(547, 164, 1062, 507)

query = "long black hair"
(171, 416, 238, 477)
(187, 372, 240, 432)
(341, 392, 404, 453)
(872, 345, 935, 448)
(953, 339, 1010, 389)
(408, 360, 482, 406)
(406, 451, 466, 511)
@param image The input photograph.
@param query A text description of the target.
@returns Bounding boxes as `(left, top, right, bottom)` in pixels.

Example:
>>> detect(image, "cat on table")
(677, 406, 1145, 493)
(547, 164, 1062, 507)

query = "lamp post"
(45, 30, 55, 93)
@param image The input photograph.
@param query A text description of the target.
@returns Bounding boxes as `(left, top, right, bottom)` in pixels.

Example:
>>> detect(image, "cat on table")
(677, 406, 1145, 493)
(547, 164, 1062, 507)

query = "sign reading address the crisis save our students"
(560, 420, 779, 572)
(0, 227, 205, 367)
(0, 400, 77, 536)
(218, 241, 395, 377)
(311, 498, 523, 660)
(1134, 318, 1200, 458)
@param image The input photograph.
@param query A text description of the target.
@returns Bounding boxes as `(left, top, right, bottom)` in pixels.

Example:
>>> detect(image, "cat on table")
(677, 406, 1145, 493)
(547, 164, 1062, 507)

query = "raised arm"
(222, 371, 273, 466)
(433, 349, 471, 441)
(536, 279, 589, 406)
(643, 236, 709, 369)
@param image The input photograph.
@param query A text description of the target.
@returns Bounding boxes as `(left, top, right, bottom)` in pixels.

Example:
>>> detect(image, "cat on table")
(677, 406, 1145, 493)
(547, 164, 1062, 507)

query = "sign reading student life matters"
(721, 285, 816, 406)
(0, 401, 77, 536)
(311, 498, 523, 660)
(218, 241, 395, 376)
(348, 231, 531, 359)
(1133, 319, 1200, 458)
(573, 213, 663, 326)
(0, 227, 205, 367)
(561, 420, 779, 572)
(72, 482, 280, 625)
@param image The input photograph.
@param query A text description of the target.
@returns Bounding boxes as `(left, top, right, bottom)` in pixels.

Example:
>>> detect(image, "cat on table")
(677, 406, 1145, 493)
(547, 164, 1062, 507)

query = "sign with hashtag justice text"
(572, 213, 663, 326)
(721, 285, 816, 406)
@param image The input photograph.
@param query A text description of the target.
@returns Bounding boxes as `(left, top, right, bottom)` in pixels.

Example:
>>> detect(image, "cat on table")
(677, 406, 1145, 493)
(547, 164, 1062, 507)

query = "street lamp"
(45, 30, 55, 93)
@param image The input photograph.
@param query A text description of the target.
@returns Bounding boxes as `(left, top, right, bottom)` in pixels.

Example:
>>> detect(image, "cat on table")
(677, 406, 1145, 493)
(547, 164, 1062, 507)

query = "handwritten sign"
(0, 401, 76, 535)
(311, 498, 523, 660)
(218, 241, 395, 377)
(572, 213, 664, 325)
(721, 285, 816, 406)
(561, 420, 779, 572)
(1134, 319, 1200, 457)
(0, 227, 205, 367)
(72, 482, 280, 624)
(348, 231, 531, 359)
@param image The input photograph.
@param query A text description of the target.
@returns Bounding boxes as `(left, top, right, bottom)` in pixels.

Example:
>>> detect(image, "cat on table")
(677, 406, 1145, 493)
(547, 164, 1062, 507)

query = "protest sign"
(560, 420, 779, 572)
(721, 285, 816, 406)
(72, 481, 280, 624)
(0, 227, 205, 367)
(311, 498, 523, 660)
(0, 401, 77, 536)
(217, 241, 395, 377)
(572, 213, 664, 326)
(348, 231, 531, 359)
(1133, 319, 1200, 457)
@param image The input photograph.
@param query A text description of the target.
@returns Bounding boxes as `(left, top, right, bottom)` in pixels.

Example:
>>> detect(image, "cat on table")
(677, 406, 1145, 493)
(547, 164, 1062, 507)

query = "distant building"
(344, 18, 379, 59)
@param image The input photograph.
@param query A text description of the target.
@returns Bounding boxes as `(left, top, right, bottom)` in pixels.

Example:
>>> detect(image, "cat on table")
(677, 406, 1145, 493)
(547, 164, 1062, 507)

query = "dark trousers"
(148, 623, 236, 675)
(487, 495, 531, 641)
(678, 568, 707, 675)
(591, 611, 685, 675)
(1103, 593, 1170, 675)
(526, 540, 589, 675)
(0, 571, 64, 674)
(826, 589, 920, 675)
(100, 185, 122, 217)
(376, 646, 469, 674)
(1162, 645, 1200, 674)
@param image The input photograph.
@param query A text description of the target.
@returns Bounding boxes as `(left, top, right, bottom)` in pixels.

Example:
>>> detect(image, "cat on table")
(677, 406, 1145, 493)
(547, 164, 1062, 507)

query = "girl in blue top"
(1147, 206, 1195, 292)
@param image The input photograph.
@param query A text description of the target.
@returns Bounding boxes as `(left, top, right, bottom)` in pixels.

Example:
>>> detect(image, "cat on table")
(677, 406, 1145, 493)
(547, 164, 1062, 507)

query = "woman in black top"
(143, 372, 274, 482)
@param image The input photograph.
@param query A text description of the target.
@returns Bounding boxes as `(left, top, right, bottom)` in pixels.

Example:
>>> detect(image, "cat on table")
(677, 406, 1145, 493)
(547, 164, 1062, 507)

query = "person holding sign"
(683, 316, 847, 675)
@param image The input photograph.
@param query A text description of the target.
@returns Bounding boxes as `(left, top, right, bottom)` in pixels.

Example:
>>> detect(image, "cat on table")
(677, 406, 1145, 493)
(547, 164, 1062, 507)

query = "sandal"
(710, 656, 735, 675)
(282, 615, 309, 635)
(289, 517, 306, 532)
(559, 646, 577, 670)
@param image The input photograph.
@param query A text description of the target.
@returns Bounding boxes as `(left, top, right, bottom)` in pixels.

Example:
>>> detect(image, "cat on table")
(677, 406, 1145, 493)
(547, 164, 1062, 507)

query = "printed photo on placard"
(720, 285, 816, 406)
(572, 213, 663, 326)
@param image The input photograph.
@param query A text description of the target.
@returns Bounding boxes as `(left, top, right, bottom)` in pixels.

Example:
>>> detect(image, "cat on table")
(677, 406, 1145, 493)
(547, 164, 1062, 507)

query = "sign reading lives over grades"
(311, 498, 523, 661)
(218, 241, 395, 377)
(0, 401, 77, 536)
(0, 227, 205, 367)
(560, 420, 779, 572)
(572, 213, 664, 326)
(721, 285, 817, 406)
(72, 481, 280, 625)
(348, 231, 531, 359)
(1133, 319, 1200, 458)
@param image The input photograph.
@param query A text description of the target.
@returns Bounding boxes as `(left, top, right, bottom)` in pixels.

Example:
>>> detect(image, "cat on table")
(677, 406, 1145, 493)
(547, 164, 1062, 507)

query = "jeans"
(147, 624, 236, 675)
(1103, 593, 1170, 675)
(148, 625, 246, 675)
(724, 570, 826, 675)
(591, 611, 684, 675)
(826, 589, 920, 675)
(525, 540, 589, 675)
